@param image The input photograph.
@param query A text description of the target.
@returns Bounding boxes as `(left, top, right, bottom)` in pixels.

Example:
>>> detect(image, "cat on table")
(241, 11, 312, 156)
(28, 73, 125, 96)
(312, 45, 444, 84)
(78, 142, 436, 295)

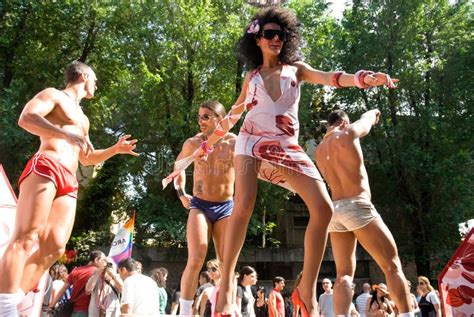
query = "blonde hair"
(418, 276, 434, 292)
(207, 258, 220, 269)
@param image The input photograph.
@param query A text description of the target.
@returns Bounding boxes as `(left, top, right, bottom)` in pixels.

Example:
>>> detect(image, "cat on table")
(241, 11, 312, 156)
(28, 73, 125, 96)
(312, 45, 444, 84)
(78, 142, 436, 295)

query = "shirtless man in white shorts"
(315, 109, 413, 317)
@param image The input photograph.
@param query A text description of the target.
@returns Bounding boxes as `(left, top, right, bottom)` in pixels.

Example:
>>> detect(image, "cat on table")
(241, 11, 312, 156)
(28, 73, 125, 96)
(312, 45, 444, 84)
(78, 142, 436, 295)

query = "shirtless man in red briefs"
(0, 61, 138, 317)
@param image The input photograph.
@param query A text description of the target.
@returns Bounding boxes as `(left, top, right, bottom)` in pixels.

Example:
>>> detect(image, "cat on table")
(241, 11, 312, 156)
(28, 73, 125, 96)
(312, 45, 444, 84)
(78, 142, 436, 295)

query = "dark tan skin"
(174, 106, 236, 304)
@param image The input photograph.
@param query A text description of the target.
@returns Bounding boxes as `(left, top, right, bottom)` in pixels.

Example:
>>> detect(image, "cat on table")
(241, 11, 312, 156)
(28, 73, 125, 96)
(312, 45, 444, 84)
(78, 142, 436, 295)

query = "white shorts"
(328, 197, 381, 232)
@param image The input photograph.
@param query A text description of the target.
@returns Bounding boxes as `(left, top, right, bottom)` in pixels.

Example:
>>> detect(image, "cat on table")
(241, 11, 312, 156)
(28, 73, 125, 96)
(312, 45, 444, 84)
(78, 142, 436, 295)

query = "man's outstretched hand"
(115, 134, 139, 156)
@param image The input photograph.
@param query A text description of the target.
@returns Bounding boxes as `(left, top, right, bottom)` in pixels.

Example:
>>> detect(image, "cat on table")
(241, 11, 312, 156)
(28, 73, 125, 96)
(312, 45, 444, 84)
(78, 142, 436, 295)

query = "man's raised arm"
(348, 109, 381, 139)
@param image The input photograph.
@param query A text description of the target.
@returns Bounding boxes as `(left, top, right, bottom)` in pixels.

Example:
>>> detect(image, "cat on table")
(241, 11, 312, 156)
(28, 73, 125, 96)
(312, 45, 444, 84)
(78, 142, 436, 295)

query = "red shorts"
(18, 153, 79, 199)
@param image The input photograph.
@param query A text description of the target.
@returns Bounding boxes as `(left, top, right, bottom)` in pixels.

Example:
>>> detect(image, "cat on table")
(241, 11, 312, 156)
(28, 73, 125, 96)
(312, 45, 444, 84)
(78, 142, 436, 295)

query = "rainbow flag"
(108, 212, 135, 264)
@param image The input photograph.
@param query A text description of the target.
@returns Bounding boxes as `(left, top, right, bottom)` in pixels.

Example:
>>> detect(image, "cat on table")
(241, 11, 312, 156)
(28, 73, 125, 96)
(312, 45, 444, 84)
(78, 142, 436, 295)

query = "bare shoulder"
(293, 61, 315, 82)
(293, 61, 314, 74)
(31, 87, 66, 104)
(183, 134, 203, 150)
(33, 87, 64, 102)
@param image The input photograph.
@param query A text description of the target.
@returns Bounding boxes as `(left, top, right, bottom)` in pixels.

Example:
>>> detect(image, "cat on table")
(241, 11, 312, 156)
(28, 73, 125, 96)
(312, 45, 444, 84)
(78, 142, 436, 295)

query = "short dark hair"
(117, 257, 136, 272)
(273, 276, 285, 287)
(327, 110, 349, 126)
(200, 271, 211, 283)
(200, 100, 226, 118)
(89, 250, 104, 262)
(65, 61, 92, 84)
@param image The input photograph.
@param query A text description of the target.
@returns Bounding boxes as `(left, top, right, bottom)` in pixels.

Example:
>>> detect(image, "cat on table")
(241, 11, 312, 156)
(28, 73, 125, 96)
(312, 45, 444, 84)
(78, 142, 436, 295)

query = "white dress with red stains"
(235, 64, 323, 190)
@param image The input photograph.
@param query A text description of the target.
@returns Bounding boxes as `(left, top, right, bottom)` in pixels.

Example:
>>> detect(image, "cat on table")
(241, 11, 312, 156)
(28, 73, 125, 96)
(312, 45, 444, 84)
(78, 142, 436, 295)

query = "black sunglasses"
(207, 267, 218, 272)
(261, 29, 287, 42)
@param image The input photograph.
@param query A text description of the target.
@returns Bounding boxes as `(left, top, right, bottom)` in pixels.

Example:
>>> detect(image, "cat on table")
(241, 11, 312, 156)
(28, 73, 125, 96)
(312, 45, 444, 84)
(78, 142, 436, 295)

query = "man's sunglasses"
(261, 29, 287, 42)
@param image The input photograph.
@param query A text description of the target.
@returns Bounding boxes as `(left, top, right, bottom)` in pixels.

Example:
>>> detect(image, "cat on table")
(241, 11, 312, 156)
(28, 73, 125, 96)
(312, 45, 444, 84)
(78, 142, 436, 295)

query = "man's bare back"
(315, 110, 380, 201)
(186, 132, 236, 202)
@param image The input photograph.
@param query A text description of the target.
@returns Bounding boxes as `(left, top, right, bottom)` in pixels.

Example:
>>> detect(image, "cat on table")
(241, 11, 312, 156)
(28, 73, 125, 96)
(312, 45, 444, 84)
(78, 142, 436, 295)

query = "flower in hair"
(247, 19, 260, 34)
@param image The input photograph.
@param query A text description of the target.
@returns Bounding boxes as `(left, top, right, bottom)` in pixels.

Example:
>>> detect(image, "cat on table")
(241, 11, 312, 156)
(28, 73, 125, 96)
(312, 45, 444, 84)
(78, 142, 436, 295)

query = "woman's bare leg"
(277, 167, 333, 316)
(215, 155, 260, 314)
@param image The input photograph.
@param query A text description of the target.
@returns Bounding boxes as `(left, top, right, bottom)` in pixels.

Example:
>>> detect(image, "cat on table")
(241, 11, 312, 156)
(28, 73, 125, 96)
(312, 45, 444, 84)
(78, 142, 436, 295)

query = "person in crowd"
(349, 283, 360, 317)
(172, 100, 236, 316)
(255, 286, 267, 317)
(170, 281, 181, 315)
(236, 266, 258, 317)
(315, 109, 412, 317)
(200, 259, 221, 317)
(150, 267, 169, 315)
(268, 277, 285, 317)
(118, 257, 159, 315)
(318, 278, 334, 317)
(49, 251, 107, 317)
(356, 283, 372, 317)
(417, 276, 441, 317)
(41, 263, 69, 316)
(366, 283, 394, 317)
(195, 7, 395, 316)
(134, 260, 143, 274)
(283, 292, 293, 317)
(194, 271, 213, 314)
(406, 281, 420, 316)
(0, 61, 138, 317)
(86, 258, 122, 317)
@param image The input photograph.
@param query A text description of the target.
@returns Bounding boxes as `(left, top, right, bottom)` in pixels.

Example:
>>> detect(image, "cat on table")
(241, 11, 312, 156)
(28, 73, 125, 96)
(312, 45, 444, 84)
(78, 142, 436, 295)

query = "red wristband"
(332, 71, 345, 88)
(354, 70, 374, 89)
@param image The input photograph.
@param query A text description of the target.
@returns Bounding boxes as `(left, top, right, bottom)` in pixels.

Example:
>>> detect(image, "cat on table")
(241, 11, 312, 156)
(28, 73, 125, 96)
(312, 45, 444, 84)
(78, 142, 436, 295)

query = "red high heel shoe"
(292, 288, 310, 317)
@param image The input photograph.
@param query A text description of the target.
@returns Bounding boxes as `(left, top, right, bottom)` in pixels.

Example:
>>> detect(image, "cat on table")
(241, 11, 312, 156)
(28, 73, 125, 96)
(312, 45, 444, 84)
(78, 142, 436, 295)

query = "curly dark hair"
(238, 6, 301, 70)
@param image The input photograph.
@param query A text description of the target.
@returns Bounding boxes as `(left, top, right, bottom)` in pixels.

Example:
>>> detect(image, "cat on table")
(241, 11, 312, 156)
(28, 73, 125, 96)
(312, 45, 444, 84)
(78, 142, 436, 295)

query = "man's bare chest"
(47, 103, 87, 135)
(195, 145, 234, 175)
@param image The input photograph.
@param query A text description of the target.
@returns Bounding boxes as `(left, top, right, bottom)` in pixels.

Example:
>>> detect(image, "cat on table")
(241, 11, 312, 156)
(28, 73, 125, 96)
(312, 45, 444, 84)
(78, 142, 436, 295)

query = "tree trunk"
(79, 15, 98, 63)
(2, 4, 31, 88)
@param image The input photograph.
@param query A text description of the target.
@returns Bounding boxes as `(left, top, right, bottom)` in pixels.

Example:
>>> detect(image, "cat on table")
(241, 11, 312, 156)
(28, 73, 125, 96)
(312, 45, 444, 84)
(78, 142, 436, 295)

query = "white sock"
(399, 313, 414, 317)
(0, 293, 19, 317)
(336, 315, 350, 317)
(179, 298, 194, 316)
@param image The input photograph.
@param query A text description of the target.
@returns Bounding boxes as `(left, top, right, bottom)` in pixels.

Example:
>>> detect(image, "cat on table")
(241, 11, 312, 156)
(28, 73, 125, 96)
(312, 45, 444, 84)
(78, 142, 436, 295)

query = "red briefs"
(18, 152, 79, 199)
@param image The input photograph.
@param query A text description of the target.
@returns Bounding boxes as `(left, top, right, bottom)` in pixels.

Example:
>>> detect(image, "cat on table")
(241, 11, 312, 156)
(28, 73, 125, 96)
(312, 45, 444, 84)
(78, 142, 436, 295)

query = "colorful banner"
(438, 227, 474, 316)
(108, 212, 135, 264)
